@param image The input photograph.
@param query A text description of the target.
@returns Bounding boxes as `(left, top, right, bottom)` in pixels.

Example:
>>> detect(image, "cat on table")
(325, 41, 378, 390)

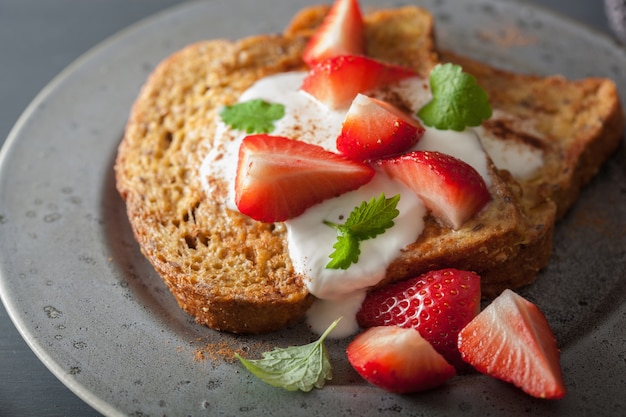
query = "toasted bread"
(441, 51, 625, 220)
(284, 5, 558, 297)
(115, 5, 623, 333)
(115, 34, 314, 334)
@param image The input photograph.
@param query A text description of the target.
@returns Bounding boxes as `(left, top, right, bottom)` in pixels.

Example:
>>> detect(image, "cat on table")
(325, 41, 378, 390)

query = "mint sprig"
(417, 63, 492, 131)
(324, 193, 401, 270)
(234, 318, 339, 392)
(220, 98, 285, 134)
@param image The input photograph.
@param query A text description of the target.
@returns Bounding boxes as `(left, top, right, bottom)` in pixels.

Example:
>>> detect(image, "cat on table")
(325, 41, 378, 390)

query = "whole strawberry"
(356, 268, 480, 370)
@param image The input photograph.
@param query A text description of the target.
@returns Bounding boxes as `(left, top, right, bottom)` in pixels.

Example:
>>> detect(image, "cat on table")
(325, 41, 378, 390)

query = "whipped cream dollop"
(200, 71, 541, 337)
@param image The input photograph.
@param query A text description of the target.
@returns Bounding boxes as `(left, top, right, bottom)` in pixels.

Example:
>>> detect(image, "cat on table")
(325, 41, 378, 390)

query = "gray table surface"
(0, 0, 620, 416)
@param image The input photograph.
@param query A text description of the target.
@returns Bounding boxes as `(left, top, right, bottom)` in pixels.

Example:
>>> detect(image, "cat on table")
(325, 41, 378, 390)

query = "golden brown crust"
(115, 35, 315, 333)
(116, 5, 624, 333)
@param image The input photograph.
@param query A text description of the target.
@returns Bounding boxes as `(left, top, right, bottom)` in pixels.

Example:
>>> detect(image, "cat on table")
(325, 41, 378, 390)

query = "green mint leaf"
(417, 63, 492, 131)
(234, 318, 340, 392)
(324, 193, 400, 270)
(344, 193, 401, 240)
(325, 232, 360, 270)
(220, 99, 285, 134)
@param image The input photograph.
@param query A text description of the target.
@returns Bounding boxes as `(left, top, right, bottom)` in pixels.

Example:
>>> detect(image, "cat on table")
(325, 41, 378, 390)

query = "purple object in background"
(605, 0, 626, 42)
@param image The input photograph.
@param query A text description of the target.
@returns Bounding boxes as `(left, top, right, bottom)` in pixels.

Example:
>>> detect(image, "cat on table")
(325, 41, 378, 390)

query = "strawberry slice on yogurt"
(301, 55, 416, 109)
(337, 94, 425, 162)
(235, 134, 374, 222)
(378, 150, 491, 229)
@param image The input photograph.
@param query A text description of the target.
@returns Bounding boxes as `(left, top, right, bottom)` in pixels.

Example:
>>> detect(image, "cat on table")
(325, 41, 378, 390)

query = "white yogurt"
(416, 127, 492, 188)
(287, 171, 426, 300)
(200, 72, 346, 209)
(199, 70, 540, 337)
(305, 291, 367, 337)
(475, 115, 544, 180)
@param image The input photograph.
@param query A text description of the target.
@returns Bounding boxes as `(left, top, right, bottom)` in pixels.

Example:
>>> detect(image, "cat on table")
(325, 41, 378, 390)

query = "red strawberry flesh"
(337, 94, 425, 161)
(347, 326, 456, 394)
(300, 55, 416, 109)
(458, 289, 566, 399)
(235, 134, 374, 222)
(378, 150, 491, 229)
(357, 268, 481, 370)
(302, 0, 365, 66)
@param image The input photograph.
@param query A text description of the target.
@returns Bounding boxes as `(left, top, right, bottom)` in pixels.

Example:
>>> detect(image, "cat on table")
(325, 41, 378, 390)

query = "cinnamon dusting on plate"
(192, 336, 273, 364)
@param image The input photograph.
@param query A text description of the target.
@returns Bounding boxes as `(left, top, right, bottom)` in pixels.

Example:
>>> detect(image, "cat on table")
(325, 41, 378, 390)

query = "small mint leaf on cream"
(220, 99, 285, 134)
(324, 193, 400, 270)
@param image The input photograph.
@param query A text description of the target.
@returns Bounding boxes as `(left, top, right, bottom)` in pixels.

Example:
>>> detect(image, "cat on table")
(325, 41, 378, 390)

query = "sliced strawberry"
(235, 134, 374, 222)
(336, 94, 425, 161)
(458, 289, 566, 399)
(378, 150, 491, 229)
(356, 268, 481, 370)
(302, 0, 365, 66)
(300, 55, 416, 109)
(347, 326, 456, 394)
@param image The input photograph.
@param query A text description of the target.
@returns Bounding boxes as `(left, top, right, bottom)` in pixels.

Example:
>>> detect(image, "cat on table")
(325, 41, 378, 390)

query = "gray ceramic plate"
(1, 0, 625, 416)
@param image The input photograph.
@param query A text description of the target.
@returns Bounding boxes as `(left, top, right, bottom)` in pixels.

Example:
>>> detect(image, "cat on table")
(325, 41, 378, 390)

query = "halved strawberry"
(235, 134, 374, 222)
(300, 55, 416, 109)
(458, 289, 566, 399)
(337, 94, 425, 161)
(378, 150, 491, 229)
(302, 0, 365, 66)
(356, 268, 481, 370)
(346, 326, 456, 394)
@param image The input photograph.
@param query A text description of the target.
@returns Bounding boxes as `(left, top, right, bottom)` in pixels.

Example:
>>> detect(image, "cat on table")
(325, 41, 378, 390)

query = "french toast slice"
(115, 5, 623, 333)
(284, 6, 554, 296)
(115, 35, 315, 334)
(285, 4, 624, 296)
